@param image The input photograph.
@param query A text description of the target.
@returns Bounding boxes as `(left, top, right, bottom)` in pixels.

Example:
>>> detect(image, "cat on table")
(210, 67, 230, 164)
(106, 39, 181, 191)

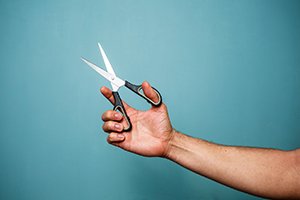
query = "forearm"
(165, 131, 300, 199)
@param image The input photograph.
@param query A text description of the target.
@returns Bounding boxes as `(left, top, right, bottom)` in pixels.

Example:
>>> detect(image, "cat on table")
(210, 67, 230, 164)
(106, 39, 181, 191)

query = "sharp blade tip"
(98, 42, 102, 49)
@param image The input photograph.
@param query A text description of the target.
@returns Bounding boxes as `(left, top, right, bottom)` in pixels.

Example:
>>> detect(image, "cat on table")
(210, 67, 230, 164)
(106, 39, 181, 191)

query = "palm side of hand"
(119, 104, 173, 157)
(100, 82, 174, 157)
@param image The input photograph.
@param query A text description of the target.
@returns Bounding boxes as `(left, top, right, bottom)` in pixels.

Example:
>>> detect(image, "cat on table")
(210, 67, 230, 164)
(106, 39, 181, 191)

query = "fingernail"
(114, 123, 121, 129)
(114, 113, 121, 119)
(117, 134, 124, 139)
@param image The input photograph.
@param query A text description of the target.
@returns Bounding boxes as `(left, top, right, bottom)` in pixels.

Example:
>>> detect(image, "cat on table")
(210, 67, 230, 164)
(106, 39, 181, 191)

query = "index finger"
(100, 86, 130, 110)
(100, 86, 115, 104)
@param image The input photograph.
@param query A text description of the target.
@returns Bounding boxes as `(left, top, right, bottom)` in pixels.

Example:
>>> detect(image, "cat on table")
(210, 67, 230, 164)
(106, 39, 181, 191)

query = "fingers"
(107, 132, 125, 144)
(142, 81, 160, 105)
(102, 110, 127, 133)
(102, 121, 124, 133)
(100, 86, 115, 104)
(102, 110, 123, 122)
(100, 86, 130, 109)
(102, 110, 126, 146)
(100, 88, 129, 147)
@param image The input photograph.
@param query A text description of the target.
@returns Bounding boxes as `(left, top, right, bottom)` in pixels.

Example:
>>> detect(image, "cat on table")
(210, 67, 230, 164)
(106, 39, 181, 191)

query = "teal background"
(1, 0, 299, 199)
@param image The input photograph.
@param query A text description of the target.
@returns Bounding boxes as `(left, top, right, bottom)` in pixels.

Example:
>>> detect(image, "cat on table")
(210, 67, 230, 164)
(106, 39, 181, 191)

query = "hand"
(100, 81, 174, 157)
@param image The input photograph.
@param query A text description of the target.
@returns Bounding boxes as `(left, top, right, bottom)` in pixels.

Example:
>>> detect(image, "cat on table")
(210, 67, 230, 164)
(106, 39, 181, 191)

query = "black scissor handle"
(125, 81, 162, 106)
(112, 92, 132, 131)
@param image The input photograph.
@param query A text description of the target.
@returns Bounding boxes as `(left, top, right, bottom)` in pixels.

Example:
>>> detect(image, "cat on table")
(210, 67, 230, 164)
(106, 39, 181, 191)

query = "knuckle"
(107, 133, 115, 143)
(106, 136, 112, 144)
(109, 121, 115, 130)
(103, 121, 118, 132)
(101, 114, 106, 121)
(102, 123, 107, 131)
(102, 122, 112, 132)
(109, 110, 115, 118)
(107, 133, 118, 145)
(102, 110, 114, 121)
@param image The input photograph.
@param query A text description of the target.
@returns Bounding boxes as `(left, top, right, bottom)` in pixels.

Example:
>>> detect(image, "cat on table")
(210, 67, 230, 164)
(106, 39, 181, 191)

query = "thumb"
(100, 86, 131, 110)
(142, 81, 160, 105)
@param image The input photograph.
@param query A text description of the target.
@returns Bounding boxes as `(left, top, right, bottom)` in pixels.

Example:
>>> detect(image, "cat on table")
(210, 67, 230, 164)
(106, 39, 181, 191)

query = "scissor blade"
(81, 57, 125, 91)
(98, 43, 116, 78)
(81, 57, 112, 80)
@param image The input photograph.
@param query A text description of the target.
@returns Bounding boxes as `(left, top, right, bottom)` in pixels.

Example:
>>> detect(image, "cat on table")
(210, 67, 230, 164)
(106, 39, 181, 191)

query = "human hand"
(101, 81, 174, 157)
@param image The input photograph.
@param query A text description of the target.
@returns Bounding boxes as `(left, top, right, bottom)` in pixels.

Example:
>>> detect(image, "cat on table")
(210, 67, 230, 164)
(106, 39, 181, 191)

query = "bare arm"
(166, 131, 300, 199)
(100, 82, 300, 199)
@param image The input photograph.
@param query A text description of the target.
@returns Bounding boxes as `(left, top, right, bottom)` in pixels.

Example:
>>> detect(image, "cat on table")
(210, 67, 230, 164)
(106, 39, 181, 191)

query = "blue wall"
(1, 0, 299, 199)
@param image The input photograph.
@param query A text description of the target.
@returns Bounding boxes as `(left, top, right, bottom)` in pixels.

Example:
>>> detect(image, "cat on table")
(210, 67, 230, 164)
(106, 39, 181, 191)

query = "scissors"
(81, 43, 162, 131)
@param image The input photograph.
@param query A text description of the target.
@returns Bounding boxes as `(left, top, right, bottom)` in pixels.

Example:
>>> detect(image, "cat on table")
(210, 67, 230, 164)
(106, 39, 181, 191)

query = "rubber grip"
(112, 92, 132, 131)
(125, 81, 162, 106)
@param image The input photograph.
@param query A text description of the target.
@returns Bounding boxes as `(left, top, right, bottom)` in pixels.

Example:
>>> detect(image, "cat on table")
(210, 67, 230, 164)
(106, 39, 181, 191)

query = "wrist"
(163, 129, 181, 159)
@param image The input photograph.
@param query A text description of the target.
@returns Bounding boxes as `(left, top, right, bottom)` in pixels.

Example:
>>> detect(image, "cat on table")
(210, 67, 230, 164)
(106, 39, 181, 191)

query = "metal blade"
(81, 57, 112, 81)
(81, 57, 125, 91)
(98, 43, 116, 78)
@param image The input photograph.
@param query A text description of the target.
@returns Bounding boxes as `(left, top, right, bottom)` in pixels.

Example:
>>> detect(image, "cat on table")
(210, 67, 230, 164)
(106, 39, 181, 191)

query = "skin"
(100, 81, 300, 200)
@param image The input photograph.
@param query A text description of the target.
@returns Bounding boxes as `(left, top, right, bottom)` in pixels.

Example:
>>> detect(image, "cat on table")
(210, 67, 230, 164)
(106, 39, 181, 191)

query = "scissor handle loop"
(112, 92, 132, 131)
(125, 81, 162, 107)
